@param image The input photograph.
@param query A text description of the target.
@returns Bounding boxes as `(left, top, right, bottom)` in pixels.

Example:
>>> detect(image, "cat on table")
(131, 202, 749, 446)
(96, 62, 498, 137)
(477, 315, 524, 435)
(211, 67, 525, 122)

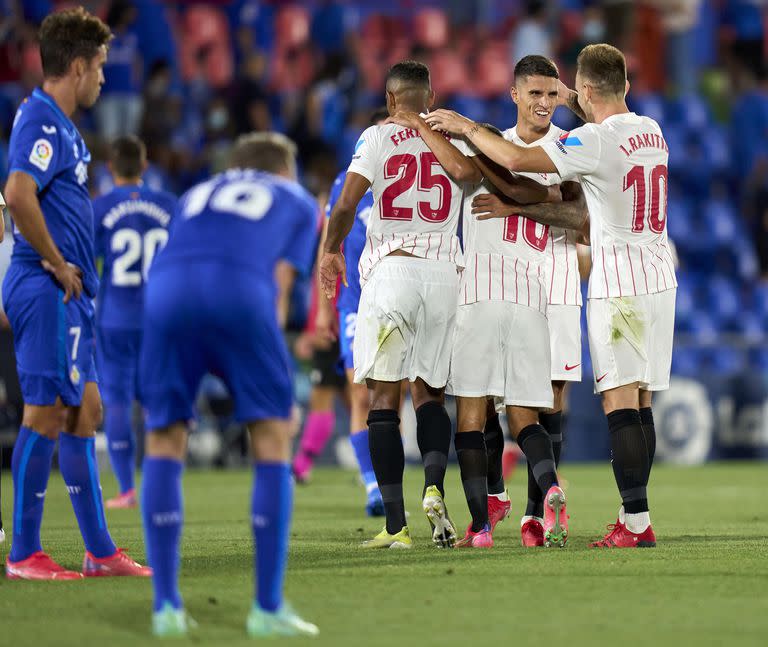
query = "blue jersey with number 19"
(93, 184, 177, 330)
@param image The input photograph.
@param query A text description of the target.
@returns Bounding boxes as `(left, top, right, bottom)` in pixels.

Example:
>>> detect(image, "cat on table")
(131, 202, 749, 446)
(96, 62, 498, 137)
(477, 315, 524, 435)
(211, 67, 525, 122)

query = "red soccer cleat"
(105, 488, 137, 509)
(455, 523, 493, 548)
(543, 485, 568, 548)
(6, 551, 84, 581)
(487, 495, 511, 535)
(590, 521, 656, 548)
(520, 517, 545, 547)
(83, 548, 153, 577)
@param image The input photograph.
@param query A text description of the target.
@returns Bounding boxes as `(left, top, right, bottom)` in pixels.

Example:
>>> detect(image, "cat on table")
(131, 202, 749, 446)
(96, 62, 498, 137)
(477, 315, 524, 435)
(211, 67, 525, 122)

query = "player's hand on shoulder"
(385, 111, 425, 131)
(424, 109, 473, 136)
(472, 192, 517, 220)
(41, 259, 83, 303)
(318, 251, 346, 300)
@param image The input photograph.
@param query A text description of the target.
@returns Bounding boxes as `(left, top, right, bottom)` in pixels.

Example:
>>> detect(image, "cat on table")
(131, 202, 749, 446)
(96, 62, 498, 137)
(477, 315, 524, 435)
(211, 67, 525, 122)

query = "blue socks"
(252, 462, 292, 612)
(58, 433, 116, 558)
(104, 403, 135, 494)
(9, 426, 55, 562)
(141, 457, 184, 612)
(350, 430, 381, 500)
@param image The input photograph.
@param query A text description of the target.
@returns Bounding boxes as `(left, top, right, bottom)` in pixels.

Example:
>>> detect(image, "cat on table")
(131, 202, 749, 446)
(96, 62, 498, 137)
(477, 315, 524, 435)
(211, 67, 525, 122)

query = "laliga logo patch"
(558, 131, 582, 147)
(70, 364, 81, 385)
(29, 138, 53, 172)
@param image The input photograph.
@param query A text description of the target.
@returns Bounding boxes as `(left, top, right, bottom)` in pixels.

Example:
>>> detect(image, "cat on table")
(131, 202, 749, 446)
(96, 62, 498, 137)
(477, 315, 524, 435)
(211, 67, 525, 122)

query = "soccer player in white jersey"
(427, 43, 674, 548)
(319, 61, 479, 549)
(469, 55, 587, 547)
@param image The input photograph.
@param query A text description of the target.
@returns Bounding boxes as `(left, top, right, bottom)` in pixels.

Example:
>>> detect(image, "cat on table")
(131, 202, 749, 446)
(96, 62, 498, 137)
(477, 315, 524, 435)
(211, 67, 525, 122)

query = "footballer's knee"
(601, 382, 640, 415)
(368, 379, 402, 411)
(249, 419, 291, 462)
(639, 389, 653, 409)
(145, 423, 188, 460)
(409, 378, 444, 411)
(22, 402, 67, 439)
(456, 396, 487, 433)
(547, 380, 567, 414)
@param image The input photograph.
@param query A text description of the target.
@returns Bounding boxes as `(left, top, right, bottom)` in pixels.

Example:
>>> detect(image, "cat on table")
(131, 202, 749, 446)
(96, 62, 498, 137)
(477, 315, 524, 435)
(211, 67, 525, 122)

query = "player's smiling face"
(511, 75, 558, 130)
(76, 45, 108, 109)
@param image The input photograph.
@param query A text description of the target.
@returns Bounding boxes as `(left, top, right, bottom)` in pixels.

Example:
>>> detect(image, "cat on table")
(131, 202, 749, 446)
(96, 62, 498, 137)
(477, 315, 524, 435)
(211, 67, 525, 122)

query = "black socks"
(455, 431, 489, 532)
(415, 401, 451, 497)
(483, 414, 505, 495)
(367, 409, 406, 534)
(639, 407, 656, 477)
(517, 424, 558, 507)
(608, 408, 649, 514)
(525, 412, 564, 517)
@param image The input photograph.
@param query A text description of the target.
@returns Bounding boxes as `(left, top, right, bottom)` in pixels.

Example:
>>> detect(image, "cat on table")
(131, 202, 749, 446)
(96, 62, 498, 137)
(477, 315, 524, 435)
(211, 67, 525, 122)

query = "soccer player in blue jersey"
(2, 8, 150, 580)
(304, 108, 389, 516)
(139, 132, 319, 637)
(93, 135, 177, 509)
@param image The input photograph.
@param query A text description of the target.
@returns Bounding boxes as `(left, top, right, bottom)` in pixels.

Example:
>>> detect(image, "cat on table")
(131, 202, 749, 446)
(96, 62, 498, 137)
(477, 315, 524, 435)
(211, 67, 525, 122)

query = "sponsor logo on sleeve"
(29, 138, 54, 172)
(42, 124, 57, 134)
(558, 131, 583, 147)
(354, 137, 365, 153)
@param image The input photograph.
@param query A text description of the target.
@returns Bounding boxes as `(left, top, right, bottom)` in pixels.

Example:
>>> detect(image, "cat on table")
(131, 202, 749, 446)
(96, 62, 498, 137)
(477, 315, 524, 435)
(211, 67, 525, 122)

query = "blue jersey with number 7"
(93, 184, 177, 330)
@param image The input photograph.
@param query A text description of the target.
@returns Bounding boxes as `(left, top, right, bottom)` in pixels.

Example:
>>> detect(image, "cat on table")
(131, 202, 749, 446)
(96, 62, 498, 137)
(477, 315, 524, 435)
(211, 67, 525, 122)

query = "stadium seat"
(708, 347, 746, 375)
(474, 45, 512, 98)
(180, 5, 234, 88)
(275, 5, 311, 51)
(269, 47, 315, 93)
(429, 49, 469, 99)
(448, 94, 489, 123)
(665, 94, 713, 129)
(703, 199, 738, 246)
(413, 8, 450, 50)
(628, 92, 665, 126)
(684, 311, 719, 344)
(671, 345, 706, 376)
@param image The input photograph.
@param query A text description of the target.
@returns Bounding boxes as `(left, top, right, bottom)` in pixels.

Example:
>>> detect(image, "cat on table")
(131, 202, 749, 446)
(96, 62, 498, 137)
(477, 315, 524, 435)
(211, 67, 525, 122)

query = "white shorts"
(587, 288, 676, 393)
(548, 304, 583, 382)
(353, 256, 458, 387)
(448, 300, 553, 409)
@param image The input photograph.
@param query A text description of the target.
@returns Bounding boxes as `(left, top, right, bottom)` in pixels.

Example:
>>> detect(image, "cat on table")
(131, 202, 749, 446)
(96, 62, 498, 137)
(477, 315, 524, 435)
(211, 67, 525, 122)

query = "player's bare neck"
(41, 78, 77, 118)
(591, 100, 630, 125)
(515, 120, 549, 145)
(114, 177, 142, 187)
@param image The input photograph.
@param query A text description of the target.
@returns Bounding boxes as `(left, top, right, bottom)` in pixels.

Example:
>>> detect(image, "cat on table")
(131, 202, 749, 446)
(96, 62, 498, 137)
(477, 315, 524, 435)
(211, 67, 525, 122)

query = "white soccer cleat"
(422, 485, 457, 548)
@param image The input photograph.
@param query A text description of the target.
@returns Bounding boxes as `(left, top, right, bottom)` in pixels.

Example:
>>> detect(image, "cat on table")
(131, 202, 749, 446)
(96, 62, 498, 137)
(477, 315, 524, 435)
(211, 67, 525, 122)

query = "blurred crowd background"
(0, 0, 767, 463)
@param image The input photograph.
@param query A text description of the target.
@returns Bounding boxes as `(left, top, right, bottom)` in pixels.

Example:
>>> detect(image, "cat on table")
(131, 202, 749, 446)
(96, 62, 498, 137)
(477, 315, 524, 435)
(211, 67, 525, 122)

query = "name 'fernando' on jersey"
(154, 168, 317, 289)
(541, 113, 676, 299)
(347, 121, 464, 283)
(93, 184, 178, 330)
(7, 88, 98, 296)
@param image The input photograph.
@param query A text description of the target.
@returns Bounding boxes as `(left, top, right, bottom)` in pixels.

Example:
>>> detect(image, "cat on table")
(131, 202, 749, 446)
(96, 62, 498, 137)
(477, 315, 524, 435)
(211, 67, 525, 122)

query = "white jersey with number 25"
(541, 112, 676, 299)
(347, 120, 464, 284)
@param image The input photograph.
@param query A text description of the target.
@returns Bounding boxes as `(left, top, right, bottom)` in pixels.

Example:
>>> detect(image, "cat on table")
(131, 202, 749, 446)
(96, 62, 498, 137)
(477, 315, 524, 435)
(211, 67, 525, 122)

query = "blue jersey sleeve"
(8, 111, 62, 191)
(283, 190, 318, 277)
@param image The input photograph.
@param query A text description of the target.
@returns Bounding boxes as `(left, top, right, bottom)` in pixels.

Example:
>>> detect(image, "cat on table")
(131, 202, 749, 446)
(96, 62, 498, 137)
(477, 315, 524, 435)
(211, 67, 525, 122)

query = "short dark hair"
(110, 135, 146, 179)
(229, 132, 297, 174)
(514, 55, 559, 83)
(39, 8, 112, 78)
(386, 60, 431, 92)
(369, 107, 389, 125)
(577, 44, 626, 97)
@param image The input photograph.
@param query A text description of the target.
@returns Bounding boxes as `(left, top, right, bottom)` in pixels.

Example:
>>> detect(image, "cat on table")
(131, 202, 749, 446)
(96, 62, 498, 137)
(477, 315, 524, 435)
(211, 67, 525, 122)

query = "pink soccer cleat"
(520, 518, 545, 547)
(105, 488, 137, 509)
(590, 521, 656, 548)
(543, 485, 568, 548)
(455, 523, 494, 548)
(83, 548, 153, 577)
(6, 551, 84, 581)
(487, 495, 511, 535)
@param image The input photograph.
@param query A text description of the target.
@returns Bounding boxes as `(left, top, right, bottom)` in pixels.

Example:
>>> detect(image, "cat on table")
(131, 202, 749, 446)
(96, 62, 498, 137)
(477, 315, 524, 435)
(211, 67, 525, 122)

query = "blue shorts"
(140, 262, 293, 430)
(2, 264, 98, 406)
(96, 326, 141, 406)
(338, 309, 357, 372)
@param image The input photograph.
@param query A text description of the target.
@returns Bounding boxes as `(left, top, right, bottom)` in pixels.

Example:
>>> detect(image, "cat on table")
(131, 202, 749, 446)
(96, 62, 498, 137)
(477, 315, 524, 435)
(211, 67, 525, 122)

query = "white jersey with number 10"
(541, 112, 676, 299)
(347, 120, 464, 284)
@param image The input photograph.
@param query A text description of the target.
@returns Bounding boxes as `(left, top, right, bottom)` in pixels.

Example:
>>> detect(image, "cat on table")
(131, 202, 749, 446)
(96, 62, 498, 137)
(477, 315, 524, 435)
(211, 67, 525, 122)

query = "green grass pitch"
(1, 462, 767, 646)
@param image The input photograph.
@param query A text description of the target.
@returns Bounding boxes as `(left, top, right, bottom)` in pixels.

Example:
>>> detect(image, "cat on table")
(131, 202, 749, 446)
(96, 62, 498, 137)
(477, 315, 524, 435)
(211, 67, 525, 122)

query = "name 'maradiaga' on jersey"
(325, 169, 373, 313)
(347, 119, 465, 283)
(93, 184, 178, 330)
(503, 125, 582, 307)
(8, 88, 98, 296)
(155, 168, 318, 296)
(541, 113, 676, 299)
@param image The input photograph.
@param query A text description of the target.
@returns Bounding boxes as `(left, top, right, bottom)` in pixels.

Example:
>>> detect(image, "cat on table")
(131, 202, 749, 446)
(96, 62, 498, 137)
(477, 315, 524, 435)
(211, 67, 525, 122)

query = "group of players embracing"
(320, 45, 675, 554)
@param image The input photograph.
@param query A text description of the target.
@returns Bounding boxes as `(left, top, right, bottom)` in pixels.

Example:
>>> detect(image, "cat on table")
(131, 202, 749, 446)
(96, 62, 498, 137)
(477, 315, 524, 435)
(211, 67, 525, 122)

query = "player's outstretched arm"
(4, 171, 82, 302)
(472, 181, 588, 232)
(424, 110, 558, 174)
(387, 111, 481, 183)
(471, 154, 555, 204)
(321, 172, 370, 299)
